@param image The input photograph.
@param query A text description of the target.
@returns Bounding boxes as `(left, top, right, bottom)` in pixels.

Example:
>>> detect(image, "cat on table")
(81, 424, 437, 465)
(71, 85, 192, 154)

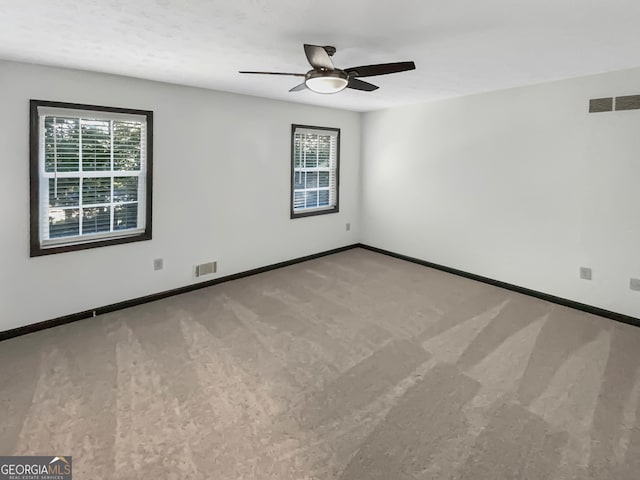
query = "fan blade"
(303, 44, 334, 70)
(345, 61, 415, 78)
(289, 83, 307, 92)
(239, 71, 305, 77)
(347, 78, 379, 92)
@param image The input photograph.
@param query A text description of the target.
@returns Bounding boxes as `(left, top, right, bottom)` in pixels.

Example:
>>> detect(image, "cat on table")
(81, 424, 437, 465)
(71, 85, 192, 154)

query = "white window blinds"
(292, 125, 339, 216)
(37, 106, 148, 248)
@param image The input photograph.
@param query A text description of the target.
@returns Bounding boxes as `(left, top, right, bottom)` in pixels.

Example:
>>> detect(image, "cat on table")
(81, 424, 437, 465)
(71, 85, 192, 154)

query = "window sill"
(290, 206, 339, 219)
(30, 230, 151, 257)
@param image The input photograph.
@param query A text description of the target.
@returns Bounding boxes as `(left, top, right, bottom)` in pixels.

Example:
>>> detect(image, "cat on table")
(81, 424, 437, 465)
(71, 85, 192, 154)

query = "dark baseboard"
(358, 243, 640, 329)
(0, 244, 360, 342)
(5, 242, 637, 342)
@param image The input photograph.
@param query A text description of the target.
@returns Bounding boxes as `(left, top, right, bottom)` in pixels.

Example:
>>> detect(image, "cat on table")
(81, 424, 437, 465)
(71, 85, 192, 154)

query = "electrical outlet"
(153, 258, 163, 271)
(580, 267, 592, 280)
(346, 222, 351, 231)
(630, 278, 640, 291)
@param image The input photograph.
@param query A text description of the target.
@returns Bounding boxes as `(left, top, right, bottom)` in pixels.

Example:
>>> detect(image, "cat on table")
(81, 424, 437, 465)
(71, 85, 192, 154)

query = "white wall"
(0, 60, 360, 331)
(361, 67, 640, 318)
(3, 59, 639, 331)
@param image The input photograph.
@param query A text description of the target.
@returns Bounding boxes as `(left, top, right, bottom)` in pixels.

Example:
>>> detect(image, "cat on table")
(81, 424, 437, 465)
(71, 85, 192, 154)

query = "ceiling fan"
(239, 44, 416, 94)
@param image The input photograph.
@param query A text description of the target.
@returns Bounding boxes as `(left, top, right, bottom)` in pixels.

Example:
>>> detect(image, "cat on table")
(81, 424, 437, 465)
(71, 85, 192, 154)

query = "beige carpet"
(2, 248, 640, 479)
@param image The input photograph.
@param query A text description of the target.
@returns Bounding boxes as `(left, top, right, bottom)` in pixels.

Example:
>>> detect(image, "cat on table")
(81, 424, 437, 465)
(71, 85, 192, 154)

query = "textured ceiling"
(2, 0, 640, 112)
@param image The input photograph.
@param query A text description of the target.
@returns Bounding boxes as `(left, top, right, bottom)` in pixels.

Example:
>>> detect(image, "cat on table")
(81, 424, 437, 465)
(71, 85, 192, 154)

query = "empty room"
(2, 1, 640, 478)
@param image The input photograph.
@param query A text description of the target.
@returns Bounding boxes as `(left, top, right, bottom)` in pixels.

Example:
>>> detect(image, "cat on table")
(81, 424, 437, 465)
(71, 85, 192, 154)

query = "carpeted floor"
(1, 248, 640, 479)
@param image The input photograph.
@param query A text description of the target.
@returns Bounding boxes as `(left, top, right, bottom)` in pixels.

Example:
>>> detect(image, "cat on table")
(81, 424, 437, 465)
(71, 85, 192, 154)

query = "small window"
(30, 100, 153, 256)
(291, 124, 340, 218)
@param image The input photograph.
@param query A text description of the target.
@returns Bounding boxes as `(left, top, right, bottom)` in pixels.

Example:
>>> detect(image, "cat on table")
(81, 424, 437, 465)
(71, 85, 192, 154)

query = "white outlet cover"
(580, 267, 592, 280)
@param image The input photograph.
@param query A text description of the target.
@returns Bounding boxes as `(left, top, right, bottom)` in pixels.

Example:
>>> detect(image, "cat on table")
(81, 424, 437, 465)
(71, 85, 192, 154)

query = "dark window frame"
(290, 124, 340, 219)
(29, 99, 154, 257)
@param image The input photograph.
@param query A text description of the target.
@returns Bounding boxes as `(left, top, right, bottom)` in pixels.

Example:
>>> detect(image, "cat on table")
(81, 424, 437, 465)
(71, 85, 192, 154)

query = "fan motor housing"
(305, 69, 349, 94)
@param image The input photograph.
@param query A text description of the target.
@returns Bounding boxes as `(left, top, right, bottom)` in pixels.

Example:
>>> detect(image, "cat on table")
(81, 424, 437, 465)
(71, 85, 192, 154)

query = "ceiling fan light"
(305, 71, 348, 94)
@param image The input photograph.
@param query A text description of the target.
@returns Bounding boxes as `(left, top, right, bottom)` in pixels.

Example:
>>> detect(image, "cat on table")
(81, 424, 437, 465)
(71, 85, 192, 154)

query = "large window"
(291, 124, 340, 218)
(30, 100, 153, 256)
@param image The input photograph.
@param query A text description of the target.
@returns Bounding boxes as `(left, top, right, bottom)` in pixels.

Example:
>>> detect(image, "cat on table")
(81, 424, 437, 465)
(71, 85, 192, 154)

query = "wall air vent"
(589, 98, 613, 113)
(589, 94, 640, 113)
(195, 261, 217, 277)
(615, 95, 640, 111)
